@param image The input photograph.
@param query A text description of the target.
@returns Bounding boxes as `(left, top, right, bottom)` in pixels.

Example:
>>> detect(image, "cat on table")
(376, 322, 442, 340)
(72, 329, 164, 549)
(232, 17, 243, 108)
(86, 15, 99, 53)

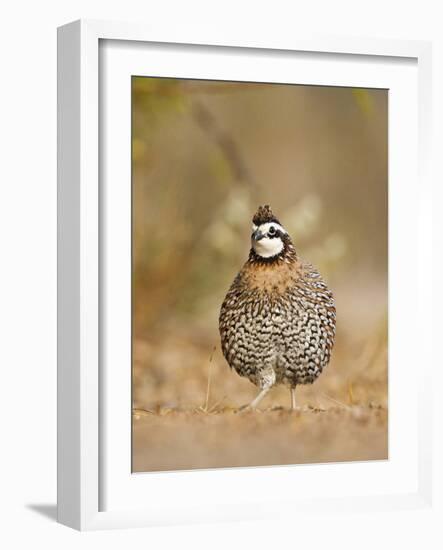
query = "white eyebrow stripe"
(258, 222, 287, 234)
(252, 224, 258, 231)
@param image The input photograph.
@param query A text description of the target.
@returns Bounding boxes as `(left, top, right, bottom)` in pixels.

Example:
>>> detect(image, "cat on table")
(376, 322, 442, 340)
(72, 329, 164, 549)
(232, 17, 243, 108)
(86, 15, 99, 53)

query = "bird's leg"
(238, 387, 271, 412)
(290, 386, 297, 411)
(249, 386, 272, 409)
(238, 366, 275, 412)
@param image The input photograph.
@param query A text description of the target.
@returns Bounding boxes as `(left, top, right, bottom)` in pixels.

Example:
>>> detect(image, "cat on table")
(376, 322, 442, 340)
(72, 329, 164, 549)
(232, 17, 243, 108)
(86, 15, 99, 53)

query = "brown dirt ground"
(132, 405, 387, 472)
(132, 309, 388, 473)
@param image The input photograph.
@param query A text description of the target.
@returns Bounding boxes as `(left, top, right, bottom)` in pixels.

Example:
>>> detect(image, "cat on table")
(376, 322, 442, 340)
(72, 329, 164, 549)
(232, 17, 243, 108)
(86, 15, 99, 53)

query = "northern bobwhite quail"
(219, 205, 336, 410)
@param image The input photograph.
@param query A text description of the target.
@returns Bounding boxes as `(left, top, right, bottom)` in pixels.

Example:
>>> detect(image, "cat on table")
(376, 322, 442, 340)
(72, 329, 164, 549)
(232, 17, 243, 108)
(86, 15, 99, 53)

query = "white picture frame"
(57, 19, 433, 531)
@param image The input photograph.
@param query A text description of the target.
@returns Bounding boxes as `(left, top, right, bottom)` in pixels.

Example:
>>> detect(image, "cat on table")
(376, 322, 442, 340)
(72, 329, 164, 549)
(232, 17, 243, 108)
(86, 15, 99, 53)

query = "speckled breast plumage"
(219, 258, 336, 388)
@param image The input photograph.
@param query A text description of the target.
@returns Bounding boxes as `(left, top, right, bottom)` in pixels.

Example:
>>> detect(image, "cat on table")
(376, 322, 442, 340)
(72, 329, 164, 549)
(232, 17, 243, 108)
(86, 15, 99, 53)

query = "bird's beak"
(252, 229, 265, 241)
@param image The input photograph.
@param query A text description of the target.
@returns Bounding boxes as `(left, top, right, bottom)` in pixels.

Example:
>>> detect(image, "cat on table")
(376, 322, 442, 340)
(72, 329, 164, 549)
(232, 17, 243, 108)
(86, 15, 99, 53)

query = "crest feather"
(252, 205, 280, 226)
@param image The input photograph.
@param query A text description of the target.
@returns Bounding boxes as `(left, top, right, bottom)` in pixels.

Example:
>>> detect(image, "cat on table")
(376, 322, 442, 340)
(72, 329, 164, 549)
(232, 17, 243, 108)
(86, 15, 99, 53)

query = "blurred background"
(132, 78, 388, 472)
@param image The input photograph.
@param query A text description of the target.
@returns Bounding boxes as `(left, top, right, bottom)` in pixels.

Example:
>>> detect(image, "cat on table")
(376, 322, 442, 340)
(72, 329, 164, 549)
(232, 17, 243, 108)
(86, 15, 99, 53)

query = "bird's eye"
(268, 226, 276, 235)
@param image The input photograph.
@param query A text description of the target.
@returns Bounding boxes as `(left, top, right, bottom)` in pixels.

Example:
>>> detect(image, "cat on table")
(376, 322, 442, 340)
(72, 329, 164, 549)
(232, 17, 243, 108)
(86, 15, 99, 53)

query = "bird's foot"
(236, 403, 260, 413)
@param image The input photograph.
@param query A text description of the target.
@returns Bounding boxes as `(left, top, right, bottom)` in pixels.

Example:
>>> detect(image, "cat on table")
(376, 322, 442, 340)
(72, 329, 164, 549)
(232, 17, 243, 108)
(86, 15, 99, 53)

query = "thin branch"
(191, 100, 257, 188)
(203, 346, 216, 412)
(320, 393, 351, 410)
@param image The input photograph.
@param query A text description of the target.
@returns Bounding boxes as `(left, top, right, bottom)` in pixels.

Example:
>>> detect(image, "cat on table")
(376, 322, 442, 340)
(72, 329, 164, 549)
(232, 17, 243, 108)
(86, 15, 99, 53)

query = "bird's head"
(250, 205, 295, 262)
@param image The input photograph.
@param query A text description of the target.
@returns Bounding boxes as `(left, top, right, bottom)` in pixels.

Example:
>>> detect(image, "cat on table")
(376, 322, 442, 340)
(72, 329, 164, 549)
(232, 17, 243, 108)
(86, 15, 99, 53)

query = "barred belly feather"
(219, 261, 336, 389)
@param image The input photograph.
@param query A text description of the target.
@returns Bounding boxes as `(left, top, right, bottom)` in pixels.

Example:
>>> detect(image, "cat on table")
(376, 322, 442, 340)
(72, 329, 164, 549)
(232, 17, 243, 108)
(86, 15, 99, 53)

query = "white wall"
(0, 1, 441, 548)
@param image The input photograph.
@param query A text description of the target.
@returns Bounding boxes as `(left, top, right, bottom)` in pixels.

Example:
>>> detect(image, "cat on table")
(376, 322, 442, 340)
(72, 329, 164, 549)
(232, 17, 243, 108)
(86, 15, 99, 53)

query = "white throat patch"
(253, 236, 284, 258)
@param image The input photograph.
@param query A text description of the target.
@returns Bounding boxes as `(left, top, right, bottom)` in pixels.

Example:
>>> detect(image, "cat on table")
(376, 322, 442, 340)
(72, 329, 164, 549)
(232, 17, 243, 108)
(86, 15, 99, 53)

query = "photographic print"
(131, 77, 388, 472)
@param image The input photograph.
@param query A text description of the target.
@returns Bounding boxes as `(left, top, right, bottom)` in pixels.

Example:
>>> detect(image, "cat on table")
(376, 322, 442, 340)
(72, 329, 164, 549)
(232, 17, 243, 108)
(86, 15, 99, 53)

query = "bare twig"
(208, 395, 227, 413)
(203, 346, 217, 412)
(320, 393, 351, 410)
(133, 408, 155, 416)
(191, 101, 257, 188)
(348, 383, 355, 405)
